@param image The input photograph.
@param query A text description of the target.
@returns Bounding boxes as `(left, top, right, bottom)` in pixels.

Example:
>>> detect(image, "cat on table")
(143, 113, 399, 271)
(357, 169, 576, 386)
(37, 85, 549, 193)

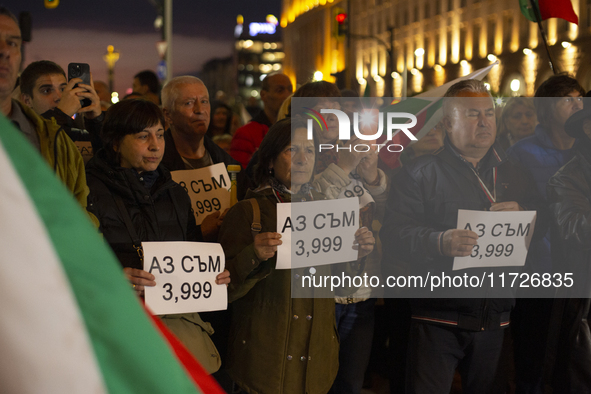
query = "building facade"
(235, 15, 286, 101)
(281, 0, 591, 96)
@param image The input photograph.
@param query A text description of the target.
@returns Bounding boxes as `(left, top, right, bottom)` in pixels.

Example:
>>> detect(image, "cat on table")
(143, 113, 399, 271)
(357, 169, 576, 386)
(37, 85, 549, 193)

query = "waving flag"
(0, 116, 221, 393)
(378, 62, 499, 168)
(519, 0, 578, 25)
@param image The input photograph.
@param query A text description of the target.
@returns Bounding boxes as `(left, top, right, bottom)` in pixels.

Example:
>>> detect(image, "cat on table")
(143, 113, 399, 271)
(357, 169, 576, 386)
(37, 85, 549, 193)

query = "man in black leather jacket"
(381, 80, 543, 393)
(546, 107, 591, 393)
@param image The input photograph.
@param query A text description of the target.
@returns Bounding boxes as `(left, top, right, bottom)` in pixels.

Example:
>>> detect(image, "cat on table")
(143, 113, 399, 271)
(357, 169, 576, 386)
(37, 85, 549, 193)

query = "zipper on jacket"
(480, 299, 488, 331)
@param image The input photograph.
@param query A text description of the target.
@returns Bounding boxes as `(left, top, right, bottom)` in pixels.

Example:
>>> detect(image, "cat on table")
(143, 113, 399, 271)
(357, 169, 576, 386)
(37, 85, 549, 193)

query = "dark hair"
(293, 81, 341, 99)
(206, 101, 232, 137)
(134, 70, 160, 94)
(534, 74, 585, 127)
(123, 91, 144, 100)
(287, 81, 341, 117)
(20, 60, 65, 97)
(339, 89, 358, 98)
(0, 7, 18, 25)
(261, 73, 286, 92)
(254, 117, 312, 186)
(100, 99, 165, 165)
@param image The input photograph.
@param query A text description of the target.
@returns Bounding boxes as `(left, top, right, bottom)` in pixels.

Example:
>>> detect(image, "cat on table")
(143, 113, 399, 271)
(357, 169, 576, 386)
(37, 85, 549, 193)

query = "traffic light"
(44, 0, 59, 9)
(335, 12, 348, 36)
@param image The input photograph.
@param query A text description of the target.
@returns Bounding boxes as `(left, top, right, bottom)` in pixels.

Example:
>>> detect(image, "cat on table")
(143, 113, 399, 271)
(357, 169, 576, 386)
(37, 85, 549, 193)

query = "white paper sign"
(276, 198, 359, 269)
(171, 163, 231, 225)
(143, 241, 227, 315)
(337, 179, 375, 208)
(453, 209, 537, 271)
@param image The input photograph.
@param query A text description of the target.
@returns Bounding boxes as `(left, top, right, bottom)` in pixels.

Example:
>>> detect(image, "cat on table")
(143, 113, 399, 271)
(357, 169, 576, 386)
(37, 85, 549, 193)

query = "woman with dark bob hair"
(86, 99, 229, 374)
(218, 116, 375, 393)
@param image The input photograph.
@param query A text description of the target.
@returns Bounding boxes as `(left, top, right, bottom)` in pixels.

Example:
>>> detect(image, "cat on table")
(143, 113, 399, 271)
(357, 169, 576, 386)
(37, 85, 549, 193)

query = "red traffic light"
(335, 13, 347, 24)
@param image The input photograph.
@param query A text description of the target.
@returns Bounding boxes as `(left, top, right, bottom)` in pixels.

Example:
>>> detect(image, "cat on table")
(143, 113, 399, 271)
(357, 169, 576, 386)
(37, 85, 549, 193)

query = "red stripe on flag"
(145, 307, 225, 394)
(539, 0, 578, 24)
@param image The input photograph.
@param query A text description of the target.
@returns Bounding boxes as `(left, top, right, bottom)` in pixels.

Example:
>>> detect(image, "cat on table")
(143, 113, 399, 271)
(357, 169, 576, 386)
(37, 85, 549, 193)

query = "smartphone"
(67, 63, 92, 108)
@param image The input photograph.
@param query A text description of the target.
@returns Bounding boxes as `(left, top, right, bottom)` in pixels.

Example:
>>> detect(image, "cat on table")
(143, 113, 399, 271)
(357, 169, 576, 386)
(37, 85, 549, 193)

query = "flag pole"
(529, 0, 559, 74)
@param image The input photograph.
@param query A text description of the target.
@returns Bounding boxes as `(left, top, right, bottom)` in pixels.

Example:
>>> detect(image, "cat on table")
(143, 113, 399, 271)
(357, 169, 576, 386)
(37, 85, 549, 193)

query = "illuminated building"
(235, 14, 286, 101)
(282, 0, 591, 96)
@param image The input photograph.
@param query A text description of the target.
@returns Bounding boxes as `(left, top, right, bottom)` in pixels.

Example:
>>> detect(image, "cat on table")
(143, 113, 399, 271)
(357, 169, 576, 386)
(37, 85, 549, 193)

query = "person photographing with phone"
(0, 7, 98, 226)
(19, 60, 104, 152)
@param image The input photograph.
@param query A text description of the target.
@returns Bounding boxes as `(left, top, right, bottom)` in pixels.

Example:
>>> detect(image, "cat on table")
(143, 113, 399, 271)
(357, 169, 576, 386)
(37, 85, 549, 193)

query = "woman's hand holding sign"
(353, 226, 375, 259)
(124, 267, 156, 297)
(254, 232, 283, 261)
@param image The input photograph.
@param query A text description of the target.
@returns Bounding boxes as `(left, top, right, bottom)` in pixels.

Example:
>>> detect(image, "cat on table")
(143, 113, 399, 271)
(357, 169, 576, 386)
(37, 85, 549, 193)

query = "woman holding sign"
(86, 99, 230, 374)
(218, 117, 375, 394)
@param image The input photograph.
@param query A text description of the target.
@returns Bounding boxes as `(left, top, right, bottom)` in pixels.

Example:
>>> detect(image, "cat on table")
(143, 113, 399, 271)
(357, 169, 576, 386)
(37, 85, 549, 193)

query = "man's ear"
(442, 115, 452, 133)
(20, 93, 33, 108)
(260, 89, 268, 104)
(162, 107, 172, 125)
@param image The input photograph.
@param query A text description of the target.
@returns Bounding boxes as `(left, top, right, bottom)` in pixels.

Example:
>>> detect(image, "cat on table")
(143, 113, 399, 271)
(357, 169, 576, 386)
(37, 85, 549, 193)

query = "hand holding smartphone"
(67, 63, 92, 108)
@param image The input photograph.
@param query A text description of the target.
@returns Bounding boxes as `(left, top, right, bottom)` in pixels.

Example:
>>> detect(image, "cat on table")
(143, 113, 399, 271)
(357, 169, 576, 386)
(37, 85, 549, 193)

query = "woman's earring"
(269, 168, 275, 176)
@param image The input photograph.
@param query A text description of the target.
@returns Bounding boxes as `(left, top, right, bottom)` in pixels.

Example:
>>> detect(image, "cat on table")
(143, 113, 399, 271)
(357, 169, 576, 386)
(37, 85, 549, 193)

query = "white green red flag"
(519, 0, 578, 25)
(378, 62, 499, 168)
(0, 116, 221, 393)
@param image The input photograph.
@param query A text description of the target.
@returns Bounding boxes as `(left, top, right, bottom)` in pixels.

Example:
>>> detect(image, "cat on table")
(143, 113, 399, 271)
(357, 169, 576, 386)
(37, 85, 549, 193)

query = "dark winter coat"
(86, 149, 198, 269)
(218, 187, 340, 394)
(546, 144, 591, 392)
(380, 137, 545, 331)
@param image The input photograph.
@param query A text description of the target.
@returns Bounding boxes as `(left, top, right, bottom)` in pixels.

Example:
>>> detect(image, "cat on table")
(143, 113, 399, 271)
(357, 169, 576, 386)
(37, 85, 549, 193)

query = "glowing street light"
(313, 71, 324, 81)
(103, 45, 120, 94)
(510, 79, 521, 93)
(414, 48, 425, 57)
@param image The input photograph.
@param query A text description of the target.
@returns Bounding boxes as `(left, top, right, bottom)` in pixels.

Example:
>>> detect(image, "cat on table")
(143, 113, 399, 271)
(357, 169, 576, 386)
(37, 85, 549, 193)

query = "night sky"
(4, 0, 281, 94)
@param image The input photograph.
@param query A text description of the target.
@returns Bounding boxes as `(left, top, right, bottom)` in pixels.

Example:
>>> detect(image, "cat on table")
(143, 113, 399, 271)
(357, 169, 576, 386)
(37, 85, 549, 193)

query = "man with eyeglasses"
(507, 74, 585, 393)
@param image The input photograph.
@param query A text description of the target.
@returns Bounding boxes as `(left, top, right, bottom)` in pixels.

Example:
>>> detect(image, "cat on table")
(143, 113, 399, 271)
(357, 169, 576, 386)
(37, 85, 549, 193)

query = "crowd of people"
(4, 4, 591, 394)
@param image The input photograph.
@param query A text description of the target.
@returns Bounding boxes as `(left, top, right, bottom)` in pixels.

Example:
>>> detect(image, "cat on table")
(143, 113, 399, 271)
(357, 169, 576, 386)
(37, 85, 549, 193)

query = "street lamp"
(103, 45, 120, 94)
(510, 79, 520, 95)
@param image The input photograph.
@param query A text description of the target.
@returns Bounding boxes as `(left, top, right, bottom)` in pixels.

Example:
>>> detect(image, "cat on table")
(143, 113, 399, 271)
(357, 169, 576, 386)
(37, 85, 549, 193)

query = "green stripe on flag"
(0, 118, 201, 393)
(519, 0, 539, 22)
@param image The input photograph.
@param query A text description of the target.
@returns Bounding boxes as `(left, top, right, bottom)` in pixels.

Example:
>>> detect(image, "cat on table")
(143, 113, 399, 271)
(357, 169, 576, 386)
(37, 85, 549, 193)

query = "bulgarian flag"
(378, 61, 499, 168)
(519, 0, 578, 25)
(0, 117, 222, 393)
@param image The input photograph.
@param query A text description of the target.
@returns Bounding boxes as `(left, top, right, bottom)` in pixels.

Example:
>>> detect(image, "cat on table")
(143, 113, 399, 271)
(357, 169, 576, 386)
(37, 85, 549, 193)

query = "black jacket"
(546, 145, 591, 391)
(161, 129, 240, 171)
(86, 150, 198, 269)
(42, 107, 104, 153)
(381, 137, 544, 331)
